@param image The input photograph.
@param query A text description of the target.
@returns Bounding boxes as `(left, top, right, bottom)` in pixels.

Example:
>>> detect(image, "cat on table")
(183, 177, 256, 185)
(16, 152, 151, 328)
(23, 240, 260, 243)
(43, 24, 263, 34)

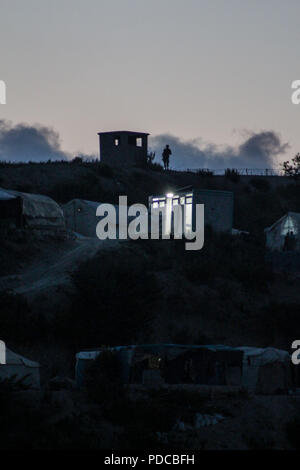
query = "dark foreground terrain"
(1, 161, 300, 449)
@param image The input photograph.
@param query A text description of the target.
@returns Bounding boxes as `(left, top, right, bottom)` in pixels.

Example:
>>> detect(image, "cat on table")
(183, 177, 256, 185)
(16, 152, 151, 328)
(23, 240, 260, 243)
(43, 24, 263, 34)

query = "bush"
(286, 416, 300, 448)
(84, 350, 124, 404)
(62, 247, 160, 348)
(93, 162, 114, 178)
(260, 302, 300, 347)
(147, 162, 164, 172)
(225, 168, 240, 183)
(0, 292, 47, 345)
(250, 177, 271, 192)
(196, 169, 214, 177)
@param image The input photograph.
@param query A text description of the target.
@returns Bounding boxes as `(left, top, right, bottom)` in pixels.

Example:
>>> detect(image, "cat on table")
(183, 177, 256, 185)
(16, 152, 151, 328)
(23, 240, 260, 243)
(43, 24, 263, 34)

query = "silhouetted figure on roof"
(162, 145, 172, 170)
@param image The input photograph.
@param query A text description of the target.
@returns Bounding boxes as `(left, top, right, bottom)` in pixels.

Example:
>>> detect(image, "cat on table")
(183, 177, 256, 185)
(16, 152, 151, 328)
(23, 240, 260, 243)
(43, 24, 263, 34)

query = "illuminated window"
(282, 216, 298, 235)
(185, 203, 193, 234)
(186, 197, 193, 204)
(152, 202, 159, 208)
(159, 201, 165, 207)
(173, 198, 179, 206)
(148, 356, 162, 369)
(180, 197, 185, 205)
(128, 135, 143, 147)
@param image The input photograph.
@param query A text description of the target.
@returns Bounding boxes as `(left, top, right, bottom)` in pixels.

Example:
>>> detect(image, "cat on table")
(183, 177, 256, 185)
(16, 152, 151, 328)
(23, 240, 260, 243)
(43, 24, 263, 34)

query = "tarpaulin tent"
(237, 347, 292, 394)
(63, 199, 101, 237)
(75, 344, 293, 394)
(75, 344, 243, 387)
(63, 198, 134, 238)
(0, 187, 65, 231)
(265, 212, 300, 251)
(0, 349, 40, 389)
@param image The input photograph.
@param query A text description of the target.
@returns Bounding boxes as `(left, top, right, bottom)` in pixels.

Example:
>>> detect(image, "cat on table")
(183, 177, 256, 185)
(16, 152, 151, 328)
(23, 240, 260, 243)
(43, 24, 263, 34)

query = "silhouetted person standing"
(284, 231, 290, 251)
(284, 231, 297, 251)
(289, 231, 297, 250)
(162, 144, 172, 170)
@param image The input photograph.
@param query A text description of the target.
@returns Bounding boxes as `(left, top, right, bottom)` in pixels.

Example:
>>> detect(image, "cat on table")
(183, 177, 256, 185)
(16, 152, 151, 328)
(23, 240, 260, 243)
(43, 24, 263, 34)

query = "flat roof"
(150, 188, 234, 199)
(97, 130, 150, 136)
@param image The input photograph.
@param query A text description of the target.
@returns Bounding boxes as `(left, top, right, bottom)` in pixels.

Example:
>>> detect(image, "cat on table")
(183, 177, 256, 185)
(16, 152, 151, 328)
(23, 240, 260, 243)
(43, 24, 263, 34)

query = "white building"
(148, 188, 234, 236)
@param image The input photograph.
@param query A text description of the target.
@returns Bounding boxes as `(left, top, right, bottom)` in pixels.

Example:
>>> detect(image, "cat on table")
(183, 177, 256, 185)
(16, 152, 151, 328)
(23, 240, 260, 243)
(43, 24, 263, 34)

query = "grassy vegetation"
(1, 163, 300, 448)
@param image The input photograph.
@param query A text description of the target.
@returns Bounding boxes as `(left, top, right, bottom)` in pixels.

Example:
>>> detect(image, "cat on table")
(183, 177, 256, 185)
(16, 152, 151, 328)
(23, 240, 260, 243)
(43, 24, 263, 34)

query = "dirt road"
(1, 237, 120, 297)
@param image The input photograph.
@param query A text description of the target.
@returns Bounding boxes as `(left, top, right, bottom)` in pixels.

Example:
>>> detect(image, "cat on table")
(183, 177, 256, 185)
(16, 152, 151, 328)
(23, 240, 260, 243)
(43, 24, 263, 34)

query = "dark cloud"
(0, 120, 69, 162)
(150, 131, 289, 170)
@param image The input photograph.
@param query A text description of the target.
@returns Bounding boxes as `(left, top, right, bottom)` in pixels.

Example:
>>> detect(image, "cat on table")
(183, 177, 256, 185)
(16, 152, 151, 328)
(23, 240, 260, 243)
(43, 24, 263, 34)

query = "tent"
(63, 199, 134, 238)
(0, 187, 65, 231)
(265, 212, 300, 251)
(0, 349, 40, 389)
(237, 347, 292, 394)
(63, 199, 101, 237)
(76, 344, 293, 394)
(75, 344, 243, 387)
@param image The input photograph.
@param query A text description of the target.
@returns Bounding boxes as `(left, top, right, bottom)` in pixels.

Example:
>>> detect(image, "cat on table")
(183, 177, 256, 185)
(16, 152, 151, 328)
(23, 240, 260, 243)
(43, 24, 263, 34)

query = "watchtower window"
(128, 135, 143, 147)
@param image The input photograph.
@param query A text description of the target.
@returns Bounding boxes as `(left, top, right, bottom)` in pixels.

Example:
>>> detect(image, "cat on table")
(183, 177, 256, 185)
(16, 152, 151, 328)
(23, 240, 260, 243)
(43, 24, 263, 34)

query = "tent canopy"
(75, 344, 292, 394)
(0, 348, 40, 389)
(265, 212, 300, 251)
(0, 187, 65, 229)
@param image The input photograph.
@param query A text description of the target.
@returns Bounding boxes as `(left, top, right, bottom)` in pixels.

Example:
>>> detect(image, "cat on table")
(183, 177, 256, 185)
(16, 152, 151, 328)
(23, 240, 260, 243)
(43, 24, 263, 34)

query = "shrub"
(225, 168, 240, 183)
(0, 292, 46, 345)
(286, 416, 300, 448)
(260, 302, 300, 347)
(147, 162, 164, 172)
(84, 350, 124, 404)
(71, 156, 83, 164)
(93, 162, 114, 178)
(196, 169, 214, 177)
(63, 247, 160, 348)
(250, 177, 270, 192)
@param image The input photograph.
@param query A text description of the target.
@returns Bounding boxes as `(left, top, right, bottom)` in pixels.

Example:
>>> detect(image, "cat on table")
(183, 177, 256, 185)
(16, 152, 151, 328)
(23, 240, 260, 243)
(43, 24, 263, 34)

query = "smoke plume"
(150, 131, 289, 170)
(0, 120, 69, 162)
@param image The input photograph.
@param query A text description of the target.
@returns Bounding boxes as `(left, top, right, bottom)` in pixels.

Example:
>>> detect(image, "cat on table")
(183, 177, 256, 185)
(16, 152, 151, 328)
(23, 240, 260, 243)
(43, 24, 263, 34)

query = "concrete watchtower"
(98, 130, 149, 167)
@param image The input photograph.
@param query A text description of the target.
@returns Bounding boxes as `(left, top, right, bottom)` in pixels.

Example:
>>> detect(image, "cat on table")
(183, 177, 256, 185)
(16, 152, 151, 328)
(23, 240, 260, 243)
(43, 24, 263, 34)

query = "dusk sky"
(1, 0, 300, 168)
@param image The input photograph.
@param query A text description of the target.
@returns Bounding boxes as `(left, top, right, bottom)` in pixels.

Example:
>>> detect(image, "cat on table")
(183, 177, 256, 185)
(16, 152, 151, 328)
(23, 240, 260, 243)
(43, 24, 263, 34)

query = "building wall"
(63, 200, 99, 237)
(99, 132, 148, 167)
(63, 199, 122, 238)
(194, 190, 234, 233)
(149, 189, 234, 236)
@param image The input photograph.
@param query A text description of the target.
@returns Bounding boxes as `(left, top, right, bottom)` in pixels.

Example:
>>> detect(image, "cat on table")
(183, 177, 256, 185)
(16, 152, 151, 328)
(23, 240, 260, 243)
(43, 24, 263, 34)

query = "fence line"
(186, 168, 285, 176)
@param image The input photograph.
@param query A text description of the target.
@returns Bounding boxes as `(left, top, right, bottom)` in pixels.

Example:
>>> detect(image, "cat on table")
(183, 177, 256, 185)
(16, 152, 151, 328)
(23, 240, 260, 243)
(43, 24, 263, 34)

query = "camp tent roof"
(5, 349, 40, 368)
(76, 344, 291, 363)
(76, 344, 240, 360)
(64, 199, 128, 209)
(64, 199, 100, 210)
(264, 212, 300, 233)
(0, 189, 17, 200)
(0, 187, 64, 220)
(236, 346, 289, 364)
